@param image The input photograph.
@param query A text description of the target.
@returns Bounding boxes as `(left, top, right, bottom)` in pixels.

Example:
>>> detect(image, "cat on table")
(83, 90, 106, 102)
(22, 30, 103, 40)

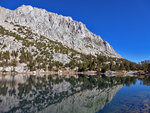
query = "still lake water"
(0, 74, 150, 113)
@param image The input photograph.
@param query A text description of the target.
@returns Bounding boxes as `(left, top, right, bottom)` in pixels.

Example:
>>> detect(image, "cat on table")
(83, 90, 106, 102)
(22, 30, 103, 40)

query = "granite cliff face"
(0, 5, 121, 58)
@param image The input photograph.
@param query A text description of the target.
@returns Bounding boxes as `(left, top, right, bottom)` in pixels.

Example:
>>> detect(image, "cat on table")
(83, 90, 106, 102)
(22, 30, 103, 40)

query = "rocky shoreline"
(0, 70, 97, 76)
(0, 69, 149, 77)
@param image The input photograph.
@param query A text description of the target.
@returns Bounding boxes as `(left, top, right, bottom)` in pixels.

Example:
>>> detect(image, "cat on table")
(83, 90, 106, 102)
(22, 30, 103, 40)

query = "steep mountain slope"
(0, 24, 85, 71)
(0, 5, 133, 72)
(0, 5, 121, 58)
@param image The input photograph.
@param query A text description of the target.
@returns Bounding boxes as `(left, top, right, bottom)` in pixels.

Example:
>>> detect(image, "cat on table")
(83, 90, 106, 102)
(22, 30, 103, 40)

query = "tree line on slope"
(139, 60, 150, 73)
(0, 25, 147, 72)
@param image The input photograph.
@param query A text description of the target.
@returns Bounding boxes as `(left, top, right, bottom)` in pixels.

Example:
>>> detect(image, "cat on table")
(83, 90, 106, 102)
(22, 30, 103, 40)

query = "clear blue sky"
(0, 0, 150, 63)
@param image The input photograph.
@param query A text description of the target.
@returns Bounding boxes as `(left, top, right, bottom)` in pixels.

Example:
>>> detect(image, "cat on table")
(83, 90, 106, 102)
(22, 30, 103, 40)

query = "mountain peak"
(18, 5, 33, 9)
(20, 4, 32, 7)
(15, 5, 35, 14)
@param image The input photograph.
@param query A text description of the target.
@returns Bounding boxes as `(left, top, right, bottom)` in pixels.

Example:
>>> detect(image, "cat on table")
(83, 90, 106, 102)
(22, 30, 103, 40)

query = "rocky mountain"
(0, 5, 121, 58)
(0, 5, 125, 72)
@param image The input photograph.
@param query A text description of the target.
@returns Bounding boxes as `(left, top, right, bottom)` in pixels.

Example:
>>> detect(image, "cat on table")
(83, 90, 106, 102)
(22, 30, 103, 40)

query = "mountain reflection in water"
(0, 74, 149, 113)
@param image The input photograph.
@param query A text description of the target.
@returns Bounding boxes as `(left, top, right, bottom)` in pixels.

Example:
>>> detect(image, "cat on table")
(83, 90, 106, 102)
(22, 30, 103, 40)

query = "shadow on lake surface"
(0, 74, 150, 113)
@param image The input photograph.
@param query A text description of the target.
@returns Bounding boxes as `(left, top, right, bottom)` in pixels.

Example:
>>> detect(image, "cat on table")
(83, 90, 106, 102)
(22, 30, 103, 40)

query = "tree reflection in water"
(0, 74, 149, 113)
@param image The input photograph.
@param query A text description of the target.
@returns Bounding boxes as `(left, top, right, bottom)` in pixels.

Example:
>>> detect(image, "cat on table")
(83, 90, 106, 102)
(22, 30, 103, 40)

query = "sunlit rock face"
(0, 5, 121, 58)
(40, 85, 122, 113)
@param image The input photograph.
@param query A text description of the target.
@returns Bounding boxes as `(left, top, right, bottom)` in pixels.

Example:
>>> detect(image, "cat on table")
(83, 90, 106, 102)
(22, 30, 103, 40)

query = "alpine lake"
(0, 74, 150, 113)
